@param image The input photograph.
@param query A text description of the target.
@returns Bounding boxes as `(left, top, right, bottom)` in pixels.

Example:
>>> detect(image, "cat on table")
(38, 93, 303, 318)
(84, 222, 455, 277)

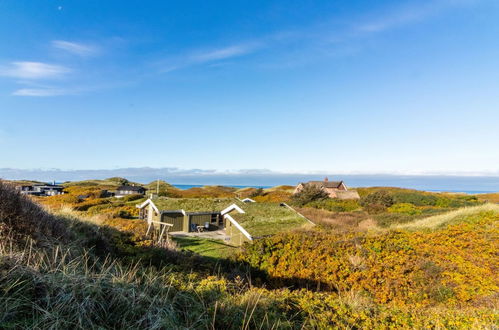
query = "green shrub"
(436, 196, 482, 208)
(360, 191, 394, 213)
(250, 188, 265, 198)
(122, 194, 144, 202)
(392, 192, 438, 206)
(306, 199, 360, 212)
(388, 203, 422, 216)
(360, 191, 394, 208)
(374, 213, 414, 227)
(291, 184, 329, 206)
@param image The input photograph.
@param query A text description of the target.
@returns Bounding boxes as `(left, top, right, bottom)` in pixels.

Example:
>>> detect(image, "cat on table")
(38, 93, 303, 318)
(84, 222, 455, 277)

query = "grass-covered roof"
(151, 198, 236, 213)
(149, 198, 312, 237)
(230, 202, 312, 237)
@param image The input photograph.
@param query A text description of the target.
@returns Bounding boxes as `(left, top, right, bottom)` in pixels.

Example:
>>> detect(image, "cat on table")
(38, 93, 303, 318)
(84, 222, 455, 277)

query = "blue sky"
(0, 0, 498, 175)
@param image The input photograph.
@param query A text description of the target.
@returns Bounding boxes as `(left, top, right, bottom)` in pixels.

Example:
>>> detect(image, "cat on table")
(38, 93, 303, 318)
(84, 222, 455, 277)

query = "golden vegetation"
(4, 179, 497, 328)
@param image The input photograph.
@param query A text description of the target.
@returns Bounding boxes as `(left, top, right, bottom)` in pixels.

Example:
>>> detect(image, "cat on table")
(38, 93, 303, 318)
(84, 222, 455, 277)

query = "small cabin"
(136, 198, 236, 233)
(115, 185, 147, 197)
(16, 184, 64, 196)
(136, 198, 313, 246)
(294, 177, 360, 200)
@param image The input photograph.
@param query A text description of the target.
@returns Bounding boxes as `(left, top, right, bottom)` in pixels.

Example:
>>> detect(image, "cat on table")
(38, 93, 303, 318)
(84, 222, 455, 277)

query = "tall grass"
(392, 203, 499, 230)
(2, 180, 498, 328)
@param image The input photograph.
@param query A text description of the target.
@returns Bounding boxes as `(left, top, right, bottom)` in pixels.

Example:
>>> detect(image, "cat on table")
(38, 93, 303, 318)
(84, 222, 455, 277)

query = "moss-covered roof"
(151, 198, 236, 213)
(230, 202, 311, 237)
(148, 198, 312, 237)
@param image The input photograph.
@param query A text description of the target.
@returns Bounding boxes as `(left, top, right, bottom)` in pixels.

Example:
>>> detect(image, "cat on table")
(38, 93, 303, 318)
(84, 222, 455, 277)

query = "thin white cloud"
(52, 40, 98, 56)
(356, 10, 426, 33)
(191, 43, 261, 63)
(12, 88, 68, 97)
(354, 0, 479, 33)
(156, 42, 263, 73)
(0, 61, 70, 79)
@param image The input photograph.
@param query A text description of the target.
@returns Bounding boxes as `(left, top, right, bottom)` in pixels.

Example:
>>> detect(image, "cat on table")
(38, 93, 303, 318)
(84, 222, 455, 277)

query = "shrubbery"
(239, 210, 499, 307)
(374, 212, 415, 227)
(305, 199, 361, 212)
(2, 180, 498, 328)
(290, 184, 329, 206)
(122, 194, 144, 202)
(388, 202, 422, 215)
(392, 192, 438, 206)
(249, 187, 265, 198)
(360, 190, 394, 208)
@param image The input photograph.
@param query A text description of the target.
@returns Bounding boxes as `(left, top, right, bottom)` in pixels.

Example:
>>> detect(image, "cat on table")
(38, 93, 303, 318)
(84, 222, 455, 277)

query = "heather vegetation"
(2, 179, 498, 328)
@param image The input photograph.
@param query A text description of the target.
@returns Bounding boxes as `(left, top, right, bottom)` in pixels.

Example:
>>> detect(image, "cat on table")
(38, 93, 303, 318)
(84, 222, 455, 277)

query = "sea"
(172, 184, 271, 190)
(3, 168, 498, 194)
(168, 175, 499, 194)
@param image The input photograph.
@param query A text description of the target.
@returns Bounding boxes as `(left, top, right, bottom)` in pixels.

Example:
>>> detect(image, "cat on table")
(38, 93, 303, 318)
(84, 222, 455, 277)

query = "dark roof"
(34, 184, 64, 190)
(117, 185, 146, 192)
(305, 181, 344, 189)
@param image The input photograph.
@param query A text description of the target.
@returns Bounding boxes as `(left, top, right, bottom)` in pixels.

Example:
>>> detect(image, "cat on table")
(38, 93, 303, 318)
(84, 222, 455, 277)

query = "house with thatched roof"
(294, 177, 360, 200)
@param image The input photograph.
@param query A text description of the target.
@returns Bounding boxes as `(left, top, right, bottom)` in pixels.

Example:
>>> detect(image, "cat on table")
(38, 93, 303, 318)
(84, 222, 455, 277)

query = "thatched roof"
(303, 180, 344, 189)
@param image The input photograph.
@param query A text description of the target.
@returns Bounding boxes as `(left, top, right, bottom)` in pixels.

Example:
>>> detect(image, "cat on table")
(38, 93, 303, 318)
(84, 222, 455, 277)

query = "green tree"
(250, 188, 265, 198)
(291, 184, 329, 206)
(360, 191, 394, 213)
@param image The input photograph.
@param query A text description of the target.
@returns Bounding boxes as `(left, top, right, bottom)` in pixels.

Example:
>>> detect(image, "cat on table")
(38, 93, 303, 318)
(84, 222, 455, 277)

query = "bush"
(239, 210, 499, 306)
(250, 188, 265, 198)
(392, 192, 438, 206)
(291, 185, 329, 206)
(305, 199, 361, 212)
(388, 203, 422, 216)
(360, 191, 394, 213)
(122, 194, 144, 202)
(374, 213, 414, 227)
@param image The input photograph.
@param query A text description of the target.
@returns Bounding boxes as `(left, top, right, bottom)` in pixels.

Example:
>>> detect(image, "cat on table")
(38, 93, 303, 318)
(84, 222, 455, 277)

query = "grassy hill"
(2, 180, 498, 328)
(392, 203, 499, 230)
(239, 205, 499, 310)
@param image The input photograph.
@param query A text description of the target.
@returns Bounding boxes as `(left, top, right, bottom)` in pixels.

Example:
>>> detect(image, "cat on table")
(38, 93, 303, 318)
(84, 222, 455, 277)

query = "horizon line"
(0, 167, 498, 178)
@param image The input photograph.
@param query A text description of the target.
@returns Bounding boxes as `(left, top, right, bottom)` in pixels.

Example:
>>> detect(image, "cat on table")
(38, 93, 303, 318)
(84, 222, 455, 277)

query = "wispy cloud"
(191, 43, 261, 63)
(52, 40, 98, 56)
(155, 42, 262, 73)
(12, 88, 68, 97)
(354, 0, 479, 33)
(0, 61, 70, 79)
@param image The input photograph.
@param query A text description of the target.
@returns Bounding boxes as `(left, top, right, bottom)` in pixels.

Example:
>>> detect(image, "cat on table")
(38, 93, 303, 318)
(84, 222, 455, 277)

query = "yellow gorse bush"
(240, 210, 499, 307)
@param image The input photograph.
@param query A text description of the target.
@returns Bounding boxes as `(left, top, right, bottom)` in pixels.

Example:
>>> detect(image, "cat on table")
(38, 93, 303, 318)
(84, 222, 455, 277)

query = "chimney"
(324, 177, 329, 182)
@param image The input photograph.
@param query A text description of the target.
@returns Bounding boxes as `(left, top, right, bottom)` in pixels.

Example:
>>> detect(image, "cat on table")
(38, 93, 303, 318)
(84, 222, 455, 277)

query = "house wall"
(188, 214, 214, 232)
(161, 212, 185, 232)
(224, 216, 252, 246)
(149, 204, 159, 223)
(324, 188, 338, 198)
(293, 183, 304, 194)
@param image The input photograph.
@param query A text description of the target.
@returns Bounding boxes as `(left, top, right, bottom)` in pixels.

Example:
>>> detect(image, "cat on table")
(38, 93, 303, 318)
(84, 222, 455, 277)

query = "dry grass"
(392, 203, 499, 230)
(477, 192, 499, 203)
(296, 207, 374, 232)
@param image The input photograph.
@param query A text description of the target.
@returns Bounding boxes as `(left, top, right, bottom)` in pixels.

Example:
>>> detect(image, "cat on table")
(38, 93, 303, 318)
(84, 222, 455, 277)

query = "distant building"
(16, 183, 64, 196)
(294, 177, 360, 200)
(115, 185, 147, 197)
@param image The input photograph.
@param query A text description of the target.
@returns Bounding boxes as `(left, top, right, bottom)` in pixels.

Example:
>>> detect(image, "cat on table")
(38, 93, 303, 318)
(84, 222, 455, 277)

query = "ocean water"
(172, 184, 271, 190)
(168, 175, 499, 194)
(3, 169, 498, 194)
